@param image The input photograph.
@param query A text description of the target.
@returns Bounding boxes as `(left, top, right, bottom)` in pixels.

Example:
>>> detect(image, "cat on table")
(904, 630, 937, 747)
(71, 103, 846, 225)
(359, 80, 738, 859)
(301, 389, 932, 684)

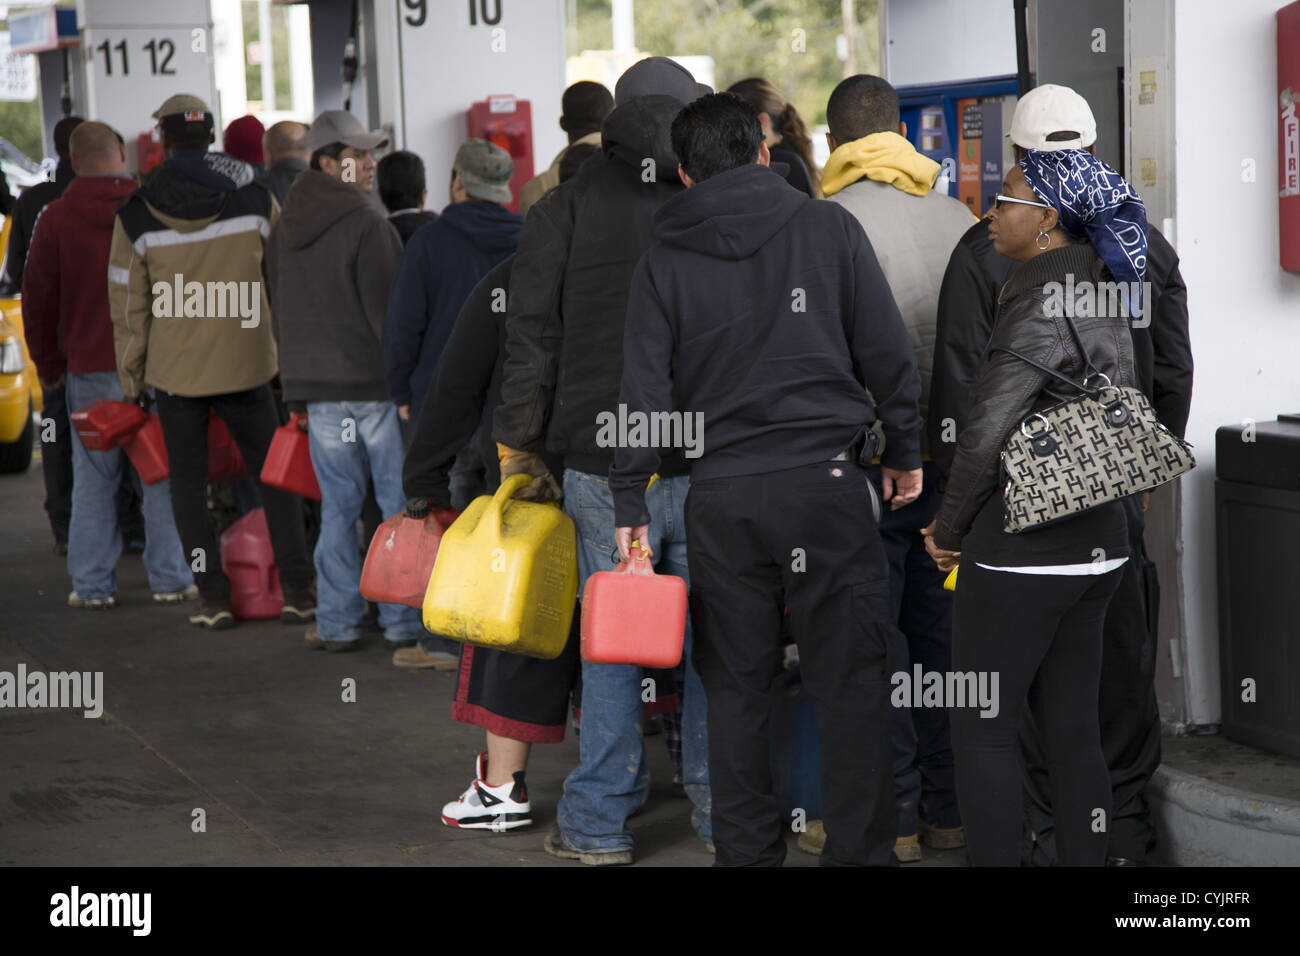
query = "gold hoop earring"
(1036, 231, 1051, 250)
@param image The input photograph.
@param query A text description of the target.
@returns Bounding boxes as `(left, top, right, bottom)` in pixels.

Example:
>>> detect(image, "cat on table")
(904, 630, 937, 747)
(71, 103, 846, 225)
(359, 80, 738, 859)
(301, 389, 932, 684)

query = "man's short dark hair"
(162, 125, 214, 154)
(561, 81, 614, 138)
(826, 74, 900, 144)
(376, 150, 426, 212)
(310, 141, 346, 170)
(53, 116, 85, 161)
(670, 92, 763, 184)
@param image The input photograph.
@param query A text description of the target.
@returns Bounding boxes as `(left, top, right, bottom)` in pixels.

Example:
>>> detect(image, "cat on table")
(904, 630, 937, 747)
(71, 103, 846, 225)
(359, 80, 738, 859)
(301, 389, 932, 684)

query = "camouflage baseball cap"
(453, 139, 513, 203)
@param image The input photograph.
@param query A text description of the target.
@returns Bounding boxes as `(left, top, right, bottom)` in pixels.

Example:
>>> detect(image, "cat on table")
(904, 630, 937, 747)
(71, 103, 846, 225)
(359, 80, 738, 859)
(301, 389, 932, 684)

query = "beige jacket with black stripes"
(108, 152, 280, 399)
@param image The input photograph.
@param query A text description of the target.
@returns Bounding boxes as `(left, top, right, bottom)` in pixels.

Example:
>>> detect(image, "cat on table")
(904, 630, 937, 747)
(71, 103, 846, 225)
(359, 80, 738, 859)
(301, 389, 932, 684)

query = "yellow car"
(0, 214, 43, 473)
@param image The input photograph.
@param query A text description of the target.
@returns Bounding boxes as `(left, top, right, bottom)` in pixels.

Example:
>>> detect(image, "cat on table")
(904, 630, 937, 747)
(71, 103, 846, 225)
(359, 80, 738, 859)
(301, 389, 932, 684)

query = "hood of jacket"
(822, 131, 940, 198)
(601, 94, 686, 175)
(654, 163, 807, 260)
(437, 200, 521, 256)
(138, 150, 254, 220)
(60, 174, 137, 229)
(276, 169, 388, 249)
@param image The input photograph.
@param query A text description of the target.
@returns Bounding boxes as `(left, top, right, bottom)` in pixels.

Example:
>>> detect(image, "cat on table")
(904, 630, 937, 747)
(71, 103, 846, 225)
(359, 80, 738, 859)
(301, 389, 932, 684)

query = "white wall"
(882, 0, 1018, 85)
(370, 0, 568, 203)
(1172, 0, 1300, 725)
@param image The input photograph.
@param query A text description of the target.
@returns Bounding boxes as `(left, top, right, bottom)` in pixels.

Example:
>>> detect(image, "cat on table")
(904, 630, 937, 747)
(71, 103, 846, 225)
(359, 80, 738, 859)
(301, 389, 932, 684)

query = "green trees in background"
(567, 0, 880, 126)
(0, 100, 44, 162)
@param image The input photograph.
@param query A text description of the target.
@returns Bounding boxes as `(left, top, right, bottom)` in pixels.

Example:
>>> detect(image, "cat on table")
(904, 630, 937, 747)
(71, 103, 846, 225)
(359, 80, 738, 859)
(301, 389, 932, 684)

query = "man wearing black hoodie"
(494, 57, 713, 865)
(611, 94, 924, 867)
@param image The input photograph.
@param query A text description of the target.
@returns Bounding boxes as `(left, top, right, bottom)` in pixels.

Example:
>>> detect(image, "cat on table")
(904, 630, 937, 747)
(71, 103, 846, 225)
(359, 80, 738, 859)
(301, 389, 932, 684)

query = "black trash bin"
(1215, 414, 1300, 759)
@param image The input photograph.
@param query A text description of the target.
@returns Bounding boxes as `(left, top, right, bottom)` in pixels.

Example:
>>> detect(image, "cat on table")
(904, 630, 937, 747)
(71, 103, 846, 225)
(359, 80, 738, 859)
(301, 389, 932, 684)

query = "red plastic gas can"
(71, 399, 147, 451)
(221, 508, 283, 620)
(360, 507, 459, 608)
(123, 414, 170, 484)
(207, 412, 247, 481)
(260, 413, 321, 499)
(580, 545, 687, 667)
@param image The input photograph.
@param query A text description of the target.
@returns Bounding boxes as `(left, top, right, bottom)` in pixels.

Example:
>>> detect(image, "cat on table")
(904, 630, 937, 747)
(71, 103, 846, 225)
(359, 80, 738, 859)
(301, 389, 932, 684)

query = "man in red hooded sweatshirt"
(22, 121, 193, 609)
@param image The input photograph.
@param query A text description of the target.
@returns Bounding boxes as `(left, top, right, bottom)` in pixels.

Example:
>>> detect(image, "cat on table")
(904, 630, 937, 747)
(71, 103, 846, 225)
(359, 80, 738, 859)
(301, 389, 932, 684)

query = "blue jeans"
(65, 372, 191, 599)
(306, 401, 422, 643)
(555, 469, 711, 852)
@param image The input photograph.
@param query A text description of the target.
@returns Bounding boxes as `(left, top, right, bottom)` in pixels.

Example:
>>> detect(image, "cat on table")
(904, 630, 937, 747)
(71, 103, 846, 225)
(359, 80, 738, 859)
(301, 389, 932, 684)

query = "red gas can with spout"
(121, 411, 248, 484)
(123, 413, 170, 484)
(207, 411, 247, 481)
(360, 506, 459, 608)
(260, 413, 321, 499)
(221, 508, 283, 619)
(580, 543, 687, 667)
(71, 399, 147, 451)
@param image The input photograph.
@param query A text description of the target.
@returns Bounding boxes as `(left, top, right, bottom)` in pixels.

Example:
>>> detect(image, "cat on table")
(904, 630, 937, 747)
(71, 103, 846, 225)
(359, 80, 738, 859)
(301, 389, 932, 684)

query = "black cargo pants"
(686, 459, 896, 867)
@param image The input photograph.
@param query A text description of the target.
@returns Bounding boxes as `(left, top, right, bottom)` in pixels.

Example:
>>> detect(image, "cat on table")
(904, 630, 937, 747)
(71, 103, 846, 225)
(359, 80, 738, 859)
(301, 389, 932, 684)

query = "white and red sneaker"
(441, 751, 532, 831)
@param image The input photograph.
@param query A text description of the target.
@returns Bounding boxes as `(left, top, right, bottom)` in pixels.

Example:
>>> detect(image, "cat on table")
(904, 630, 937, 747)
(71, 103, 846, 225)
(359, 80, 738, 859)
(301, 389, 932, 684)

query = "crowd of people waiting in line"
(8, 54, 1191, 867)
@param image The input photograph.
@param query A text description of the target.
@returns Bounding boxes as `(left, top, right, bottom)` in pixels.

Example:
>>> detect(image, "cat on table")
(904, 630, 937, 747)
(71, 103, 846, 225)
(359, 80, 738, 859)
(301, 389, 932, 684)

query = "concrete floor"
(1, 462, 965, 867)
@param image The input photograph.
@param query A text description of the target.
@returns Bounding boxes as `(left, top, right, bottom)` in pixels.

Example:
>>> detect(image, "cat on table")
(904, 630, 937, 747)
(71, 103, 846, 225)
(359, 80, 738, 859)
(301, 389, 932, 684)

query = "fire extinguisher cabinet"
(1278, 1, 1300, 270)
(467, 95, 534, 215)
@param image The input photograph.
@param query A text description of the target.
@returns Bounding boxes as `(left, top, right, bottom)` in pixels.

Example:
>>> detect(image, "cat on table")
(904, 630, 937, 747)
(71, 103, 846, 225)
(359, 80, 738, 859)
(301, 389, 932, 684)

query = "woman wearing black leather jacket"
(921, 150, 1145, 866)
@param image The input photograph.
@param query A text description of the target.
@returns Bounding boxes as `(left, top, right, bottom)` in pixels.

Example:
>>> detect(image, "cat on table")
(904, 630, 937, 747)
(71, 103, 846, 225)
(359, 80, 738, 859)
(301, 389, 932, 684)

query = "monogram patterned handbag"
(994, 317, 1195, 534)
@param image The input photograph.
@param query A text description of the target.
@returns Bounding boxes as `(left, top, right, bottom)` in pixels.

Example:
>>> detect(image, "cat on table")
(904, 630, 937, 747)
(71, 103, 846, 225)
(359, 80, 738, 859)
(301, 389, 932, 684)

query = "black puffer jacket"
(492, 94, 691, 476)
(931, 242, 1136, 552)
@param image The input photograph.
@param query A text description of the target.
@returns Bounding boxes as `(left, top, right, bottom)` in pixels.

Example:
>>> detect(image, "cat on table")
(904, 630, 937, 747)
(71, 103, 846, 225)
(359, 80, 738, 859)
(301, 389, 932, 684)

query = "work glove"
(497, 443, 562, 503)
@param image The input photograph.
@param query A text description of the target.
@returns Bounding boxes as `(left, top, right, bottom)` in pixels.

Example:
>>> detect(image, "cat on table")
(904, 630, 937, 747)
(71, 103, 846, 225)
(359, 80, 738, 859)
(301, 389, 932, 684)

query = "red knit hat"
(223, 115, 266, 165)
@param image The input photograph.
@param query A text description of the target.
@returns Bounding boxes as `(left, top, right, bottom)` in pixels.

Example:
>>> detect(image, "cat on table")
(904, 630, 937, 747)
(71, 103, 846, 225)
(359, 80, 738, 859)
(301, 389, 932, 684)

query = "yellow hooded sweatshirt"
(821, 131, 940, 199)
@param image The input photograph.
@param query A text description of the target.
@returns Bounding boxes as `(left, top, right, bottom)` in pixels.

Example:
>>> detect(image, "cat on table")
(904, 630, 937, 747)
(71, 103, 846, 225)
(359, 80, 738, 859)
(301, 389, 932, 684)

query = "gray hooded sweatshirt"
(267, 169, 403, 404)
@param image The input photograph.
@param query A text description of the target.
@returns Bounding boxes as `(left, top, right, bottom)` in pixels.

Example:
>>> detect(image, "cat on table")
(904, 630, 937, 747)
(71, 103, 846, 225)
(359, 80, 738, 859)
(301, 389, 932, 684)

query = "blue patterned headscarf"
(1019, 149, 1148, 317)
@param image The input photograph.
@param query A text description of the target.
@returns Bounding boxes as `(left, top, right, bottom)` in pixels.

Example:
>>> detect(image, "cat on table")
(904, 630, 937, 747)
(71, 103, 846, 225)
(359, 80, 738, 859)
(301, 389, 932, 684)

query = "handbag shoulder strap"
(1059, 311, 1102, 381)
(991, 344, 1101, 397)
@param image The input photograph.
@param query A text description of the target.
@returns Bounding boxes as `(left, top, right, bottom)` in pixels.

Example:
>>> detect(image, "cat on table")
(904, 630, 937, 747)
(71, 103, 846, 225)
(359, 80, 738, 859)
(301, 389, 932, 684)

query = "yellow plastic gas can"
(423, 473, 578, 659)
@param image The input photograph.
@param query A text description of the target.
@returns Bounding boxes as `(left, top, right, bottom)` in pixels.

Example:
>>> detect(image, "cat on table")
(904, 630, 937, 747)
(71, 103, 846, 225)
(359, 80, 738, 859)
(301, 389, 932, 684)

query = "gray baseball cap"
(306, 110, 389, 152)
(454, 139, 513, 203)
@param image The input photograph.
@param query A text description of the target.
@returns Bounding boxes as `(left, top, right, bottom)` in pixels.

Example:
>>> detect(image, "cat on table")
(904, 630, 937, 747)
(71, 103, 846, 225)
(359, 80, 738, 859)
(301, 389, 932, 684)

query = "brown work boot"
(392, 645, 460, 670)
(918, 819, 966, 849)
(798, 820, 922, 861)
(544, 826, 633, 866)
(796, 819, 826, 855)
(304, 625, 360, 652)
(894, 832, 922, 862)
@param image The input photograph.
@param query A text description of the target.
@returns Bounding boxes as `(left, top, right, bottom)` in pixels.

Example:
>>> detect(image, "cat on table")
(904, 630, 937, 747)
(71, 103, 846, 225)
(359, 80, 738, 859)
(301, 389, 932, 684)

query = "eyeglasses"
(993, 193, 1051, 211)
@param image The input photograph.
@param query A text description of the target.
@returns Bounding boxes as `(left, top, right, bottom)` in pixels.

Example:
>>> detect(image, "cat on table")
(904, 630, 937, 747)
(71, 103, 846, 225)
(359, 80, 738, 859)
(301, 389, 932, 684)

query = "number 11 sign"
(79, 0, 218, 174)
